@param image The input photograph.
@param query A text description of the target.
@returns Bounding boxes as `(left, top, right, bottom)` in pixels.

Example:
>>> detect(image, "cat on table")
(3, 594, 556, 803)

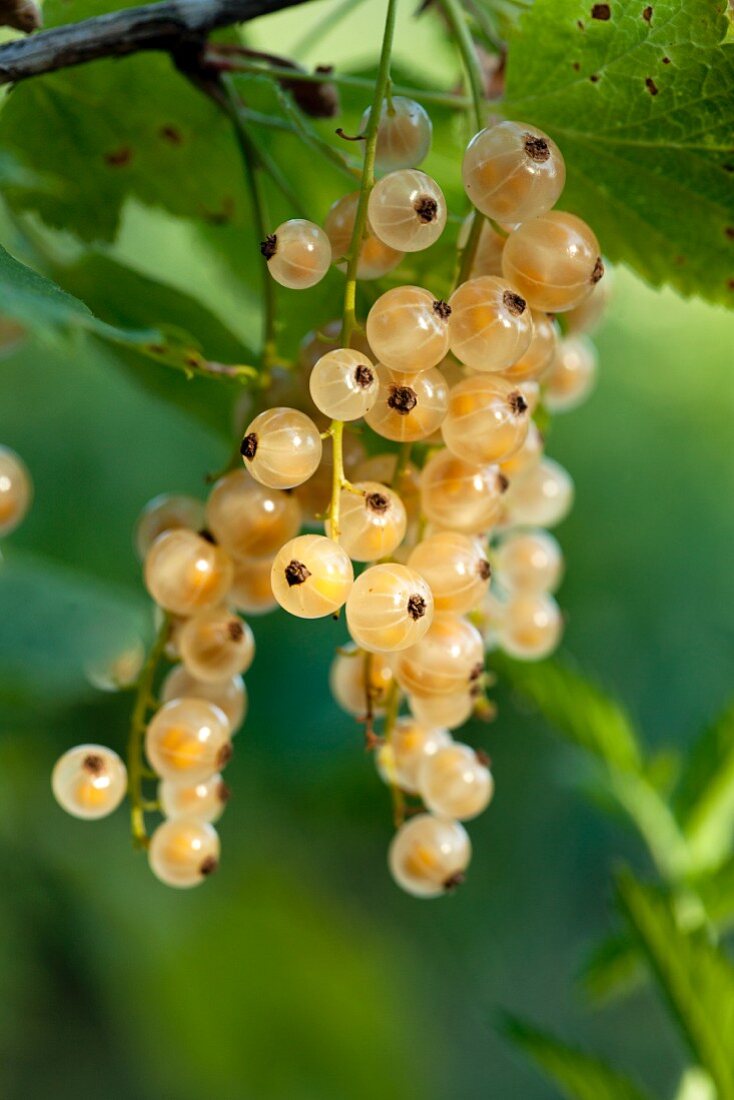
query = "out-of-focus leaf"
(616, 869, 734, 1100)
(674, 1068, 717, 1100)
(498, 1013, 653, 1100)
(674, 701, 734, 870)
(578, 930, 646, 1006)
(503, 0, 734, 307)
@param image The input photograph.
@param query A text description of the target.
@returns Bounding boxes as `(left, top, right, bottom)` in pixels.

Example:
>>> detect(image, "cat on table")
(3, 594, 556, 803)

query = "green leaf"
(498, 1013, 653, 1100)
(674, 700, 734, 870)
(674, 1068, 717, 1100)
(579, 930, 646, 1005)
(0, 0, 243, 242)
(616, 869, 734, 1100)
(504, 0, 734, 306)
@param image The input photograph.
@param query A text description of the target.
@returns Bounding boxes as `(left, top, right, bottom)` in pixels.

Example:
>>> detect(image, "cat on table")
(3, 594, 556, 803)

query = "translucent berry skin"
(395, 614, 484, 698)
(326, 481, 407, 562)
(329, 643, 394, 717)
(502, 212, 603, 313)
(159, 773, 230, 824)
(145, 697, 232, 784)
(85, 639, 145, 692)
(271, 534, 353, 619)
(499, 591, 563, 660)
(501, 311, 558, 383)
(241, 407, 322, 491)
(134, 493, 205, 560)
(52, 744, 127, 820)
(408, 531, 490, 613)
(206, 469, 301, 561)
(459, 214, 506, 278)
(499, 419, 543, 480)
(264, 219, 331, 290)
(366, 286, 451, 373)
(144, 529, 234, 617)
(418, 743, 494, 821)
(346, 563, 434, 653)
(503, 457, 574, 528)
(388, 813, 471, 898)
(161, 665, 247, 734)
(228, 555, 278, 616)
(309, 349, 379, 421)
(442, 374, 530, 466)
(179, 609, 255, 683)
(420, 449, 508, 534)
(362, 95, 432, 171)
(495, 529, 563, 594)
(368, 170, 447, 253)
(564, 268, 612, 334)
(448, 276, 533, 372)
(544, 335, 598, 412)
(376, 717, 452, 794)
(462, 121, 565, 223)
(148, 817, 220, 889)
(409, 691, 474, 731)
(365, 363, 448, 442)
(0, 445, 32, 537)
(324, 192, 403, 280)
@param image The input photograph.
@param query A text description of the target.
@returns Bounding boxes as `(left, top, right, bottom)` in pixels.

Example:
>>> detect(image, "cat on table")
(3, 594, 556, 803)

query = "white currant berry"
(409, 690, 474, 731)
(544, 335, 598, 412)
(148, 817, 220, 888)
(161, 664, 247, 734)
(448, 276, 533, 372)
(494, 529, 563, 594)
(420, 449, 508, 534)
(329, 643, 394, 717)
(368, 169, 446, 252)
(376, 716, 452, 794)
(499, 591, 563, 659)
(326, 481, 407, 562)
(179, 608, 255, 683)
(502, 212, 603, 313)
(324, 191, 403, 280)
(389, 813, 471, 898)
(366, 286, 451, 373)
(441, 374, 530, 466)
(419, 742, 494, 821)
(144, 529, 234, 617)
(501, 311, 558, 383)
(503, 457, 574, 528)
(134, 493, 205, 560)
(228, 555, 278, 616)
(241, 407, 322, 491)
(309, 349, 379, 420)
(499, 419, 544, 480)
(84, 638, 145, 693)
(564, 267, 612, 334)
(365, 363, 448, 442)
(52, 744, 127, 820)
(206, 468, 301, 560)
(462, 121, 565, 223)
(346, 563, 434, 653)
(0, 445, 32, 537)
(395, 614, 484, 699)
(408, 531, 491, 613)
(262, 219, 331, 289)
(145, 697, 232, 783)
(158, 773, 230, 824)
(362, 95, 432, 171)
(271, 534, 353, 618)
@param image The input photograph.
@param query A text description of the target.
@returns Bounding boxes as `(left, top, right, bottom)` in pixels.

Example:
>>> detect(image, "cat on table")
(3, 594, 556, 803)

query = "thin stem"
(327, 419, 346, 542)
(383, 681, 405, 828)
(127, 615, 170, 849)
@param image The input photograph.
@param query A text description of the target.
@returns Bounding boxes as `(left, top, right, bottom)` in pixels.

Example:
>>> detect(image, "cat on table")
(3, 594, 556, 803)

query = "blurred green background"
(1, 2, 734, 1098)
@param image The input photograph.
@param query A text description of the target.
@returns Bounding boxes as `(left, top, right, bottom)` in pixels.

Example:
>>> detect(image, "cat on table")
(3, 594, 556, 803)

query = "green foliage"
(674, 701, 734, 870)
(504, 0, 734, 305)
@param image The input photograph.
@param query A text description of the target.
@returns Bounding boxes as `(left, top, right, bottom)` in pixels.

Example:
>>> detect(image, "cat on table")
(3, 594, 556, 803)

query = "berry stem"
(382, 680, 406, 828)
(328, 418, 346, 542)
(126, 614, 170, 850)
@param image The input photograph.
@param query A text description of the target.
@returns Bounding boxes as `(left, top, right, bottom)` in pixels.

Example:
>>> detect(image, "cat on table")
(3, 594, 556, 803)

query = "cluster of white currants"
(0, 444, 32, 544)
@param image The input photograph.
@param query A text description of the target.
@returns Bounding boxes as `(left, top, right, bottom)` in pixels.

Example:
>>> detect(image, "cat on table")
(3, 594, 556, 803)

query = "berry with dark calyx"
(448, 276, 533, 372)
(52, 745, 127, 820)
(462, 120, 565, 223)
(263, 219, 332, 289)
(346, 563, 434, 652)
(502, 211, 603, 312)
(271, 535, 353, 618)
(361, 96, 433, 171)
(365, 363, 448, 442)
(368, 170, 447, 252)
(366, 286, 451, 373)
(148, 817, 221, 889)
(388, 814, 471, 898)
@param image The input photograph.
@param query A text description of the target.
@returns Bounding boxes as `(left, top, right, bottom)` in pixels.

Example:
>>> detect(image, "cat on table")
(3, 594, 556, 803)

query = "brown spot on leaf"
(577, 19, 585, 29)
(725, 227, 734, 240)
(591, 3, 610, 19)
(642, 4, 652, 19)
(104, 146, 133, 167)
(645, 77, 659, 95)
(590, 73, 600, 83)
(662, 56, 671, 64)
(572, 61, 581, 71)
(159, 125, 183, 145)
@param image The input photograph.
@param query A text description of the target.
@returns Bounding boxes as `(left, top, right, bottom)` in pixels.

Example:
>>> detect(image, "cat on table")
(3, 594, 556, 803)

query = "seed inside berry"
(240, 433, 258, 460)
(354, 363, 374, 388)
(503, 289, 527, 316)
(523, 134, 550, 162)
(285, 559, 312, 586)
(260, 234, 277, 260)
(407, 593, 427, 621)
(432, 298, 452, 321)
(414, 195, 438, 223)
(387, 385, 418, 415)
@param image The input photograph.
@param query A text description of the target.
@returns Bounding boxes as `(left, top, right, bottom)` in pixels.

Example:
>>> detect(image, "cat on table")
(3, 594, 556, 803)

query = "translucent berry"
(502, 211, 603, 312)
(134, 492, 205, 560)
(448, 276, 533, 372)
(262, 219, 331, 289)
(462, 121, 565, 223)
(179, 609, 255, 683)
(377, 717, 452, 794)
(148, 817, 220, 888)
(459, 214, 506, 278)
(309, 349, 379, 420)
(161, 665, 247, 734)
(362, 95, 432, 171)
(327, 481, 407, 561)
(408, 531, 490, 613)
(418, 742, 494, 821)
(368, 170, 446, 252)
(158, 773, 230, 824)
(544, 335, 598, 412)
(494, 529, 563, 594)
(395, 614, 484, 698)
(499, 419, 543, 480)
(329, 643, 394, 717)
(228, 555, 278, 616)
(420, 449, 508, 534)
(145, 698, 232, 783)
(365, 363, 448, 442)
(241, 407, 322, 491)
(85, 638, 145, 692)
(366, 286, 451, 373)
(206, 468, 301, 560)
(564, 268, 612, 334)
(346, 563, 434, 652)
(0, 445, 32, 537)
(442, 374, 530, 465)
(501, 311, 558, 383)
(271, 534, 353, 618)
(324, 191, 403, 280)
(409, 690, 474, 731)
(52, 744, 127, 820)
(499, 591, 563, 659)
(144, 529, 234, 617)
(389, 813, 471, 898)
(504, 457, 574, 528)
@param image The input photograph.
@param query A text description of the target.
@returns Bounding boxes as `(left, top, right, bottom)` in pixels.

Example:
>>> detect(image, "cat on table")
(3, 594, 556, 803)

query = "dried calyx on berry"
(260, 235, 278, 261)
(240, 433, 258, 460)
(433, 299, 452, 320)
(285, 559, 311, 586)
(414, 195, 439, 222)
